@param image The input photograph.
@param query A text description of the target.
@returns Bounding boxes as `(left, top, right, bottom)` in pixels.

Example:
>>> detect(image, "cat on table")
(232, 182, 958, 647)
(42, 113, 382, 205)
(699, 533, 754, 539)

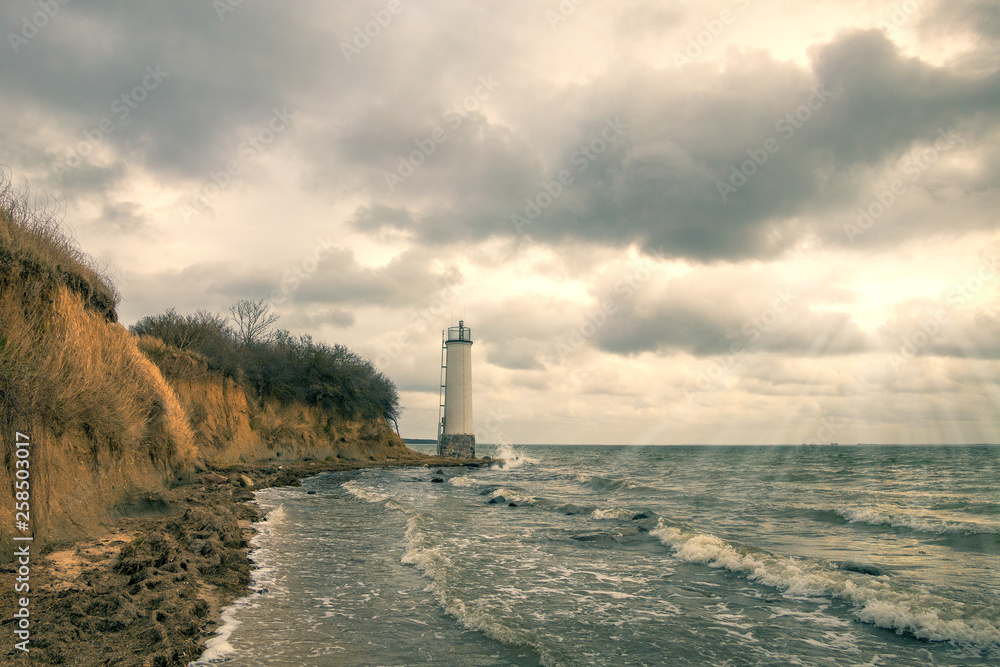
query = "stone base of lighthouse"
(438, 434, 475, 458)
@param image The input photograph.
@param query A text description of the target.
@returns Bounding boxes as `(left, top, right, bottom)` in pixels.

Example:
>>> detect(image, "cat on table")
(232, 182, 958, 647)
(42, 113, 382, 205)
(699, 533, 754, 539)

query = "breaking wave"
(836, 507, 1000, 536)
(341, 479, 392, 504)
(651, 521, 1000, 648)
(400, 512, 554, 665)
(590, 507, 636, 521)
(448, 475, 482, 488)
(486, 486, 537, 505)
(493, 443, 539, 469)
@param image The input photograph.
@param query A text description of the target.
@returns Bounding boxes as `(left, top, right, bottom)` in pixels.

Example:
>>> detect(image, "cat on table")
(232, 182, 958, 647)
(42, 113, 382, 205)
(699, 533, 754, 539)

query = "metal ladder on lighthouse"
(437, 330, 447, 446)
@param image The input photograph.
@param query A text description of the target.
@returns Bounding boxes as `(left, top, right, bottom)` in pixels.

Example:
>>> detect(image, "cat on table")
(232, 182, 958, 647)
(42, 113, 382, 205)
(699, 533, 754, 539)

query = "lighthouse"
(438, 320, 475, 458)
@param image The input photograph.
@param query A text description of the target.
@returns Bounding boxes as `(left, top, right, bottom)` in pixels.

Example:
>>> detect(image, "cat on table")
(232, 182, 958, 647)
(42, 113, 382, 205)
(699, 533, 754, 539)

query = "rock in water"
(839, 561, 886, 576)
(571, 531, 621, 543)
(488, 496, 506, 504)
(431, 477, 445, 483)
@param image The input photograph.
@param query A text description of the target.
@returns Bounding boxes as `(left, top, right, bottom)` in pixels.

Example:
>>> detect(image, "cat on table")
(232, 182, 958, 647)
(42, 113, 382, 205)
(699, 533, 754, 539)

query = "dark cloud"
(590, 290, 872, 358)
(931, 311, 1000, 359)
(920, 0, 1000, 69)
(485, 339, 547, 371)
(350, 205, 417, 235)
(5, 3, 997, 262)
(461, 267, 875, 363)
(293, 247, 463, 308)
(117, 261, 275, 323)
(613, 3, 683, 36)
(3, 0, 315, 188)
(334, 29, 1000, 261)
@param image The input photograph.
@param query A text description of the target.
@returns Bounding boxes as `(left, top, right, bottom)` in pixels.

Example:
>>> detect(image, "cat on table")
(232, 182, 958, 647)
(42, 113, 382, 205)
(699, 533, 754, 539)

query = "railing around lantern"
(446, 325, 472, 342)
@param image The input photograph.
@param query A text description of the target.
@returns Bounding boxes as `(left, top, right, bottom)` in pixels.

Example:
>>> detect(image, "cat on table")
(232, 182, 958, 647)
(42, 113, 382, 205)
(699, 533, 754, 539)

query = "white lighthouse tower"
(438, 320, 475, 458)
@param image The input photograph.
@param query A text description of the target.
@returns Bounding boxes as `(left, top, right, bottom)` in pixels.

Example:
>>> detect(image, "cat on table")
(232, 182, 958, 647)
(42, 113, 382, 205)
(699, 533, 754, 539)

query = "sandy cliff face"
(148, 342, 410, 466)
(1, 300, 408, 563)
(0, 287, 196, 561)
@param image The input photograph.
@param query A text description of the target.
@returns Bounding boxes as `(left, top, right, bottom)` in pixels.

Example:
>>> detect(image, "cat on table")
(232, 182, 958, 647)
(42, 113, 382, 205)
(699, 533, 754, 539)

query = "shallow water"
(194, 445, 1000, 666)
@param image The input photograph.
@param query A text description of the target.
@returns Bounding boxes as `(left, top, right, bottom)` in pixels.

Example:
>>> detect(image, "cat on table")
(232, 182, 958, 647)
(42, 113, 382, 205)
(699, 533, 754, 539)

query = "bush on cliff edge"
(131, 308, 401, 428)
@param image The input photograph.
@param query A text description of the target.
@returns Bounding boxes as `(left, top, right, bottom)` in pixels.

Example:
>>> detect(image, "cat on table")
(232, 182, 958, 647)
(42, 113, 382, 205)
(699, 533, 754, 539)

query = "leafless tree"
(229, 298, 279, 346)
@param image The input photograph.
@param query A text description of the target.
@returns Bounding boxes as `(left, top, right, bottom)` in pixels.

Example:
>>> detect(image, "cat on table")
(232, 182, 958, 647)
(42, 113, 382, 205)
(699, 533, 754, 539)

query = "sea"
(191, 444, 1000, 666)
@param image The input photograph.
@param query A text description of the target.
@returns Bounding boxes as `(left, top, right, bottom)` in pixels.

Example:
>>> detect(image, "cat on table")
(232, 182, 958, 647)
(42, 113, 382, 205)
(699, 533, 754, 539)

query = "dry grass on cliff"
(0, 174, 119, 321)
(135, 334, 212, 382)
(0, 182, 195, 469)
(1, 281, 196, 468)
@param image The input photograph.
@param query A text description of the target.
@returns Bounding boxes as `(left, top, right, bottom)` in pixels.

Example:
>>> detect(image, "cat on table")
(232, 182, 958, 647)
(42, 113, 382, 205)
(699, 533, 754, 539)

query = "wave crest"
(492, 443, 539, 468)
(341, 480, 391, 504)
(448, 476, 481, 488)
(836, 507, 1000, 536)
(651, 520, 1000, 648)
(401, 513, 555, 663)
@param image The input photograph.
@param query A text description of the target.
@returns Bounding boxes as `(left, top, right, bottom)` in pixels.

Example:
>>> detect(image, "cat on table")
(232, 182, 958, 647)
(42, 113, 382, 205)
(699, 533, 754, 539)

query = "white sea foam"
(651, 521, 1000, 648)
(836, 506, 1000, 535)
(192, 502, 287, 664)
(583, 571, 649, 585)
(259, 502, 286, 525)
(493, 442, 539, 468)
(591, 507, 635, 521)
(584, 589, 637, 600)
(488, 487, 536, 504)
(400, 513, 562, 665)
(194, 605, 242, 663)
(341, 479, 392, 504)
(448, 475, 481, 488)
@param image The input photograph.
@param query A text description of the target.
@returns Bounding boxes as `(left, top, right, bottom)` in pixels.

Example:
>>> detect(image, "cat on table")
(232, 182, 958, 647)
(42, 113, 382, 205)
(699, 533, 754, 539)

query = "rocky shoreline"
(1, 455, 482, 667)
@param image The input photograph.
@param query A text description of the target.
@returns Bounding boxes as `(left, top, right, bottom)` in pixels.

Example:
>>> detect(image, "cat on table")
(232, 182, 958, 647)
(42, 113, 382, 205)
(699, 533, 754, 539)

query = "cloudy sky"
(3, 0, 999, 444)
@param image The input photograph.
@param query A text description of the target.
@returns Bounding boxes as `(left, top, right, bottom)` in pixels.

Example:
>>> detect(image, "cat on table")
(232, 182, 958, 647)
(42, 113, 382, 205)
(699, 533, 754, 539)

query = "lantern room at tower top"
(447, 322, 471, 343)
(438, 320, 475, 458)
